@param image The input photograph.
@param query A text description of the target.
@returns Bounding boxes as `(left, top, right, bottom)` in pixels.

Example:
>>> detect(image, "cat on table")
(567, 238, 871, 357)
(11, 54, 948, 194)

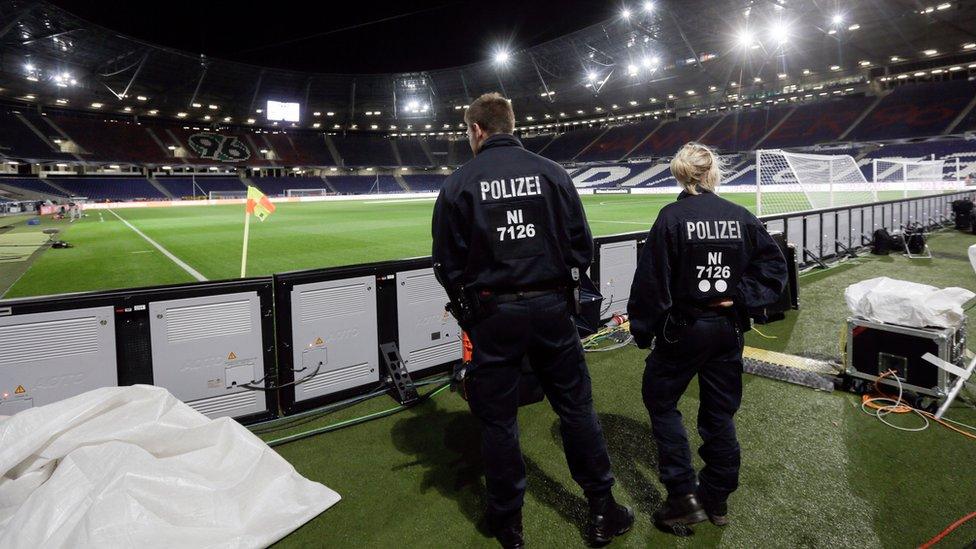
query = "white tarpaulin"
(0, 385, 339, 548)
(845, 277, 975, 328)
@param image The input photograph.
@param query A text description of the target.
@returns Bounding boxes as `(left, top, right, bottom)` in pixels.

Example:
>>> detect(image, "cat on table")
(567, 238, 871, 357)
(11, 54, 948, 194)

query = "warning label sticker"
(313, 337, 324, 347)
(227, 352, 237, 360)
(14, 385, 25, 395)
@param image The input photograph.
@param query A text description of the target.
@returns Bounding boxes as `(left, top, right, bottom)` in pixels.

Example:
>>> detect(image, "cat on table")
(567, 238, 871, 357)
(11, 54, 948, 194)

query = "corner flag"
(241, 186, 276, 277)
(246, 186, 276, 221)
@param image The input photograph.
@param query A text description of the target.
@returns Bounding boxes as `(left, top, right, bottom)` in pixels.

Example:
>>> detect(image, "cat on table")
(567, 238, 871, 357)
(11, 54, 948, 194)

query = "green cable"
(265, 383, 451, 448)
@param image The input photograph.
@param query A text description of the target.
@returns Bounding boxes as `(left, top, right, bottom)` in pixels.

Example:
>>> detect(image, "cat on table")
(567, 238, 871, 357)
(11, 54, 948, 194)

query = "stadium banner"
(594, 188, 632, 194)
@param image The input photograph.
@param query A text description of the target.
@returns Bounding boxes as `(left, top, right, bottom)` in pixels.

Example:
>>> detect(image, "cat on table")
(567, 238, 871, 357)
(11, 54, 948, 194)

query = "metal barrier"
(0, 190, 972, 422)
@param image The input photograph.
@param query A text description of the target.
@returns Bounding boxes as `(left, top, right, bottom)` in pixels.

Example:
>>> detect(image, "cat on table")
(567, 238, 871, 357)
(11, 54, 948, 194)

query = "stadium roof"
(1, 0, 975, 134)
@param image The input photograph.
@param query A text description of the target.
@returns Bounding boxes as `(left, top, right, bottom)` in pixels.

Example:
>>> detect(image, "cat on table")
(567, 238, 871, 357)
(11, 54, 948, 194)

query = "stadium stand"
(0, 177, 70, 197)
(576, 120, 660, 162)
(333, 134, 397, 166)
(627, 115, 723, 159)
(50, 177, 166, 201)
(758, 96, 877, 149)
(328, 175, 402, 194)
(862, 139, 976, 159)
(395, 138, 430, 166)
(426, 139, 450, 166)
(701, 107, 791, 152)
(48, 115, 171, 164)
(952, 103, 976, 133)
(260, 133, 336, 166)
(402, 174, 448, 192)
(156, 176, 244, 197)
(847, 80, 976, 141)
(0, 112, 75, 161)
(520, 134, 555, 154)
(450, 140, 473, 164)
(251, 176, 331, 196)
(540, 127, 607, 162)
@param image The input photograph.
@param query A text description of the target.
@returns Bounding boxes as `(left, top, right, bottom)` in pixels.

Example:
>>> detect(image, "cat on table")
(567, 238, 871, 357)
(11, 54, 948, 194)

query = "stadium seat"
(52, 177, 167, 201)
(575, 120, 661, 162)
(626, 115, 723, 159)
(701, 107, 791, 152)
(847, 80, 976, 141)
(540, 127, 607, 162)
(759, 96, 876, 149)
(333, 134, 398, 167)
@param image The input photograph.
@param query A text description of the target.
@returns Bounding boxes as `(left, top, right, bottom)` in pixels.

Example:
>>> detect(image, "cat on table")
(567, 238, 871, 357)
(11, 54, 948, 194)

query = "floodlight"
(736, 29, 755, 48)
(627, 64, 638, 76)
(770, 24, 789, 44)
(24, 63, 34, 71)
(621, 8, 632, 19)
(831, 13, 843, 25)
(493, 50, 511, 65)
(586, 71, 598, 82)
(643, 1, 654, 11)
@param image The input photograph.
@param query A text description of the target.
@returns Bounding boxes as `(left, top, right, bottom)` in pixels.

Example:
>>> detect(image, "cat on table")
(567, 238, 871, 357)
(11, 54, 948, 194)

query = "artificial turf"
(2, 193, 973, 547)
(254, 230, 976, 548)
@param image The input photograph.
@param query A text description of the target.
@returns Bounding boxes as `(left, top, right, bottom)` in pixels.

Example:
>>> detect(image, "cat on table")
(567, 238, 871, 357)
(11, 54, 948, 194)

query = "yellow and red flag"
(246, 186, 276, 221)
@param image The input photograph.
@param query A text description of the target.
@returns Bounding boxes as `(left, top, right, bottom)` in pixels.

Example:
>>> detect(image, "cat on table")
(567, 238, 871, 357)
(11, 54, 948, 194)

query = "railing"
(0, 190, 971, 423)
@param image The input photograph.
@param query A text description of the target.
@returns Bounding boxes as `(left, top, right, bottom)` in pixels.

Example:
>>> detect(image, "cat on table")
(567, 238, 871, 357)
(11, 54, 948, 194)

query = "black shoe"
(702, 499, 729, 526)
(487, 510, 524, 549)
(653, 493, 708, 535)
(585, 493, 635, 547)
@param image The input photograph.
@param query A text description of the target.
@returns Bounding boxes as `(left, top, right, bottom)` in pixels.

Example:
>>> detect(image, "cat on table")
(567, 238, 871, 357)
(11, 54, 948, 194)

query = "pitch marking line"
(108, 209, 208, 282)
(370, 198, 438, 204)
(589, 219, 649, 226)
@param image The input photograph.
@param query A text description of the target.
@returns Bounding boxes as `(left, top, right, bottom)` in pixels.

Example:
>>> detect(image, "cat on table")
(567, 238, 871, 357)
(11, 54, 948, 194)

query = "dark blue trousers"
(642, 314, 744, 504)
(465, 293, 615, 516)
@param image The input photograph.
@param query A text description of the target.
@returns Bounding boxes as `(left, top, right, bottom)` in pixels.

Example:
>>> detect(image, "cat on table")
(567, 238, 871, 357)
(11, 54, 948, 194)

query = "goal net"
(208, 190, 247, 200)
(872, 158, 955, 197)
(286, 188, 331, 197)
(756, 149, 875, 216)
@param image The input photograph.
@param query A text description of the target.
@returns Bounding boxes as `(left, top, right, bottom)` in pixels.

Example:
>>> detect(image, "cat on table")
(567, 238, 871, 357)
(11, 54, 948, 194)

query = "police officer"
(627, 142, 787, 532)
(432, 92, 633, 548)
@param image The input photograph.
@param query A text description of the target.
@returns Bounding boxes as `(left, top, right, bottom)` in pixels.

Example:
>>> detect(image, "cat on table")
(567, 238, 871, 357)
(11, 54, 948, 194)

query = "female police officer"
(627, 142, 787, 532)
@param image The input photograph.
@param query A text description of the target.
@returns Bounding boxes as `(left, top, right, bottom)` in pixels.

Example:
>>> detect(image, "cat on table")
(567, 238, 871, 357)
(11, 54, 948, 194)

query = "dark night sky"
(49, 0, 613, 73)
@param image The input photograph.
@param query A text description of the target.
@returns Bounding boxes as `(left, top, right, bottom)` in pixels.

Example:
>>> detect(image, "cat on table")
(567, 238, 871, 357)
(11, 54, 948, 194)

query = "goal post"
(756, 149, 875, 216)
(286, 188, 331, 197)
(871, 158, 949, 197)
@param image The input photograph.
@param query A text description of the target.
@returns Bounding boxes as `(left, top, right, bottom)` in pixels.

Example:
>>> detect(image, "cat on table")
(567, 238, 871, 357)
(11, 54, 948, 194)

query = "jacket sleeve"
(626, 216, 672, 349)
(737, 215, 788, 309)
(431, 185, 468, 290)
(555, 169, 594, 269)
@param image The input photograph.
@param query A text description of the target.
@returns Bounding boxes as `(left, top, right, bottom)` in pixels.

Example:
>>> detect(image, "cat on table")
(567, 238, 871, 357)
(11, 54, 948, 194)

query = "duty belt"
(481, 287, 564, 304)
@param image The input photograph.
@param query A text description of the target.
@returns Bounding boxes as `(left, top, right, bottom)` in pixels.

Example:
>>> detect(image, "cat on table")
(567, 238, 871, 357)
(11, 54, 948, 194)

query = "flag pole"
(240, 210, 251, 278)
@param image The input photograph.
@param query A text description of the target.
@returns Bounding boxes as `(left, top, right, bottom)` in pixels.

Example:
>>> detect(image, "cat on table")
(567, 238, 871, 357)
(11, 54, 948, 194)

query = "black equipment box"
(845, 317, 966, 398)
(750, 231, 799, 324)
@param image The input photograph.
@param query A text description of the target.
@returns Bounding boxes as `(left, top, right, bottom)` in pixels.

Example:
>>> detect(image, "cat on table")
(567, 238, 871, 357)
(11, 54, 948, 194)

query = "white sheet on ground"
(844, 277, 975, 328)
(0, 385, 339, 548)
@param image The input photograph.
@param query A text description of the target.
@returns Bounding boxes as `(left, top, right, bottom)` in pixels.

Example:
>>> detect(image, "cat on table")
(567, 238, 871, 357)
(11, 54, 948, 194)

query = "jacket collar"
(678, 186, 711, 200)
(478, 133, 523, 154)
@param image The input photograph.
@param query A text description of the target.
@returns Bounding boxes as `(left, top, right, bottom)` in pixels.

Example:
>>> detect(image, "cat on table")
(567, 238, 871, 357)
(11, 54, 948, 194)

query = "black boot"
(653, 493, 707, 534)
(696, 491, 729, 526)
(585, 493, 635, 547)
(487, 510, 524, 549)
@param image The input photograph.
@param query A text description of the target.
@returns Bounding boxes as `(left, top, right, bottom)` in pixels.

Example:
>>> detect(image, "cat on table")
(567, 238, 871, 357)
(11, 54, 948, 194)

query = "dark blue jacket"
(431, 134, 592, 291)
(627, 190, 788, 348)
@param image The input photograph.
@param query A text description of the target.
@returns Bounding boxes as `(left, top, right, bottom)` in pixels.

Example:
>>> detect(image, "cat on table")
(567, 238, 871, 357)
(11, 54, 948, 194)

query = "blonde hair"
(670, 142, 724, 193)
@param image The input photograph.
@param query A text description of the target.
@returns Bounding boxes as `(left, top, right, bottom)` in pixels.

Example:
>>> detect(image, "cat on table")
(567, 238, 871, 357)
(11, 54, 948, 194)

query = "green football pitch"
(0, 190, 928, 299)
(2, 193, 739, 298)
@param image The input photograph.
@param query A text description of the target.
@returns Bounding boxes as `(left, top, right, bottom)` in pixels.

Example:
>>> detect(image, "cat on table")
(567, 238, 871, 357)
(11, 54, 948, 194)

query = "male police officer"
(432, 92, 633, 548)
(627, 142, 787, 532)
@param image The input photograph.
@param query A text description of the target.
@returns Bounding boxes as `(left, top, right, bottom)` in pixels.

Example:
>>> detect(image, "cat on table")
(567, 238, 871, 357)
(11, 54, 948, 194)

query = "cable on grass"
(860, 370, 976, 440)
(750, 326, 778, 340)
(264, 382, 451, 448)
(918, 511, 976, 549)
